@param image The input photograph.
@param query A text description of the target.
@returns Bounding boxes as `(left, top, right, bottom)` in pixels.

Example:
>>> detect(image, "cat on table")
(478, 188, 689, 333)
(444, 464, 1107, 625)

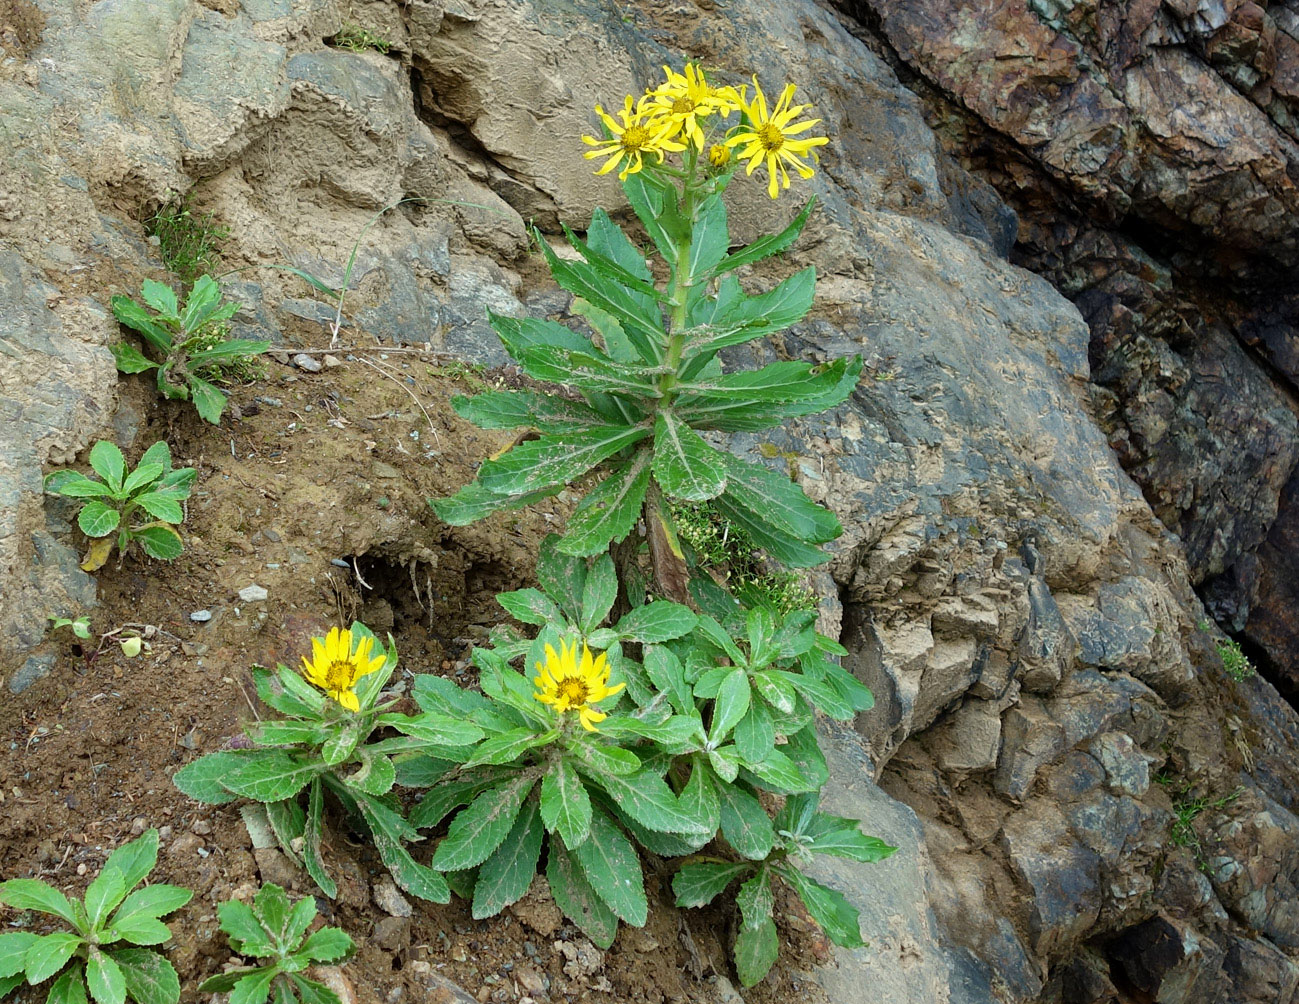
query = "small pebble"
(257, 397, 283, 407)
(191, 819, 212, 835)
(330, 558, 350, 568)
(324, 355, 342, 368)
(190, 610, 212, 623)
(130, 817, 147, 835)
(292, 353, 322, 373)
(238, 585, 268, 603)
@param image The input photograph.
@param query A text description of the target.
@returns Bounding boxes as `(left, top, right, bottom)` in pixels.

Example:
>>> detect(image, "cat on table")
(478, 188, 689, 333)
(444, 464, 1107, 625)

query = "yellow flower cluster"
(581, 65, 828, 198)
(533, 639, 624, 731)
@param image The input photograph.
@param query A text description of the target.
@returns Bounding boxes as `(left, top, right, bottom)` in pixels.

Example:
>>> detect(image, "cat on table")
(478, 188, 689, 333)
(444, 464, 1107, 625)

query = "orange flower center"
(324, 660, 354, 692)
(622, 124, 652, 151)
(557, 677, 590, 704)
(757, 123, 785, 152)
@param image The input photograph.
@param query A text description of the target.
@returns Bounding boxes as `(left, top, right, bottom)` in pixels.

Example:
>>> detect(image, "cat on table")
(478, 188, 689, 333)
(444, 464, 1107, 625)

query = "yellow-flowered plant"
(300, 626, 385, 712)
(532, 638, 625, 731)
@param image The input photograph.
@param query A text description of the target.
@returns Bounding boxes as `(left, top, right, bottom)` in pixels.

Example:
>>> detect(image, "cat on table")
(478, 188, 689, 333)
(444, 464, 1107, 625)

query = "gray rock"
(8, 654, 56, 695)
(190, 610, 213, 623)
(292, 353, 323, 373)
(238, 585, 269, 603)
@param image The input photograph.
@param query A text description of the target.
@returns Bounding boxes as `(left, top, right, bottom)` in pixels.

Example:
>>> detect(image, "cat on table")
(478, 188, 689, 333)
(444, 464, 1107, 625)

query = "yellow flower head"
(725, 77, 829, 199)
(707, 143, 733, 172)
(533, 639, 625, 732)
(582, 94, 686, 180)
(644, 63, 744, 150)
(300, 627, 385, 712)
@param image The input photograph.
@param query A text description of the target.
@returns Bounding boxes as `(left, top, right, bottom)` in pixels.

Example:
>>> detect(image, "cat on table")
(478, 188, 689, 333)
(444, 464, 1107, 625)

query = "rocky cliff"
(4, 0, 1299, 1001)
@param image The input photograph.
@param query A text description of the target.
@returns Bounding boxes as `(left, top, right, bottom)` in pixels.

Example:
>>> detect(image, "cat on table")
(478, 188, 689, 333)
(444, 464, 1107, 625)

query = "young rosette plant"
(431, 63, 861, 600)
(0, 829, 191, 1004)
(673, 793, 896, 986)
(44, 441, 195, 571)
(172, 624, 482, 904)
(199, 884, 353, 1004)
(110, 275, 269, 424)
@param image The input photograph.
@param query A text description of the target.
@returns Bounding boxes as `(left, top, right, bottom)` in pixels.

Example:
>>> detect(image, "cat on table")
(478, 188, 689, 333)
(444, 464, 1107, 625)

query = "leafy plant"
(110, 276, 269, 424)
(0, 829, 191, 1004)
(44, 441, 194, 570)
(49, 616, 92, 640)
(430, 71, 861, 601)
(198, 885, 353, 1004)
(1216, 638, 1255, 682)
(146, 195, 228, 282)
(672, 792, 895, 985)
(330, 23, 391, 54)
(172, 625, 481, 904)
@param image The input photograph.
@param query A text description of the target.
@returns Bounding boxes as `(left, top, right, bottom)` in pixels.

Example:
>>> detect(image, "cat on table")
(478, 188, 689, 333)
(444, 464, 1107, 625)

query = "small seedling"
(44, 441, 195, 571)
(199, 884, 353, 1004)
(0, 829, 192, 1004)
(49, 616, 92, 640)
(110, 276, 269, 424)
(146, 196, 229, 283)
(331, 23, 391, 54)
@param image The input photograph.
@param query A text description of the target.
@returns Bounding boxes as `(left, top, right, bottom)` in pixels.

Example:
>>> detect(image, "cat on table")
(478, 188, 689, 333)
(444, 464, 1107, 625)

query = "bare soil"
(0, 328, 831, 1003)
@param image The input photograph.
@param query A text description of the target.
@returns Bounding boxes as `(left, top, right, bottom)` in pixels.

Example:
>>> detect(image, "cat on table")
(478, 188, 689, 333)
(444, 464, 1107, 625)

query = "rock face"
(5, 1, 1299, 1002)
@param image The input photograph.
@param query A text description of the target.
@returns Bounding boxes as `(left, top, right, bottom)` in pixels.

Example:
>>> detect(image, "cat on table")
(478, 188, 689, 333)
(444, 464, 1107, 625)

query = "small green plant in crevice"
(1216, 637, 1255, 682)
(672, 499, 815, 615)
(1156, 772, 1243, 864)
(672, 792, 895, 986)
(49, 615, 92, 640)
(330, 23, 391, 54)
(0, 829, 192, 1004)
(111, 276, 269, 424)
(146, 195, 229, 283)
(44, 441, 195, 571)
(198, 884, 353, 1004)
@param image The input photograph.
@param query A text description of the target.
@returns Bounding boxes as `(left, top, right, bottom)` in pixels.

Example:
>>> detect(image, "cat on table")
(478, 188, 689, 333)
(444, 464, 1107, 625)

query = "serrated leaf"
(108, 948, 179, 1004)
(571, 809, 645, 926)
(577, 766, 706, 835)
(567, 740, 640, 777)
(110, 296, 172, 353)
(188, 339, 269, 367)
(614, 601, 697, 643)
(546, 837, 618, 950)
(299, 927, 353, 964)
(88, 442, 125, 492)
(0, 933, 38, 978)
(42, 965, 86, 1004)
(734, 917, 779, 987)
(178, 276, 220, 330)
(25, 932, 83, 984)
(712, 493, 830, 569)
(187, 376, 227, 424)
(557, 452, 653, 557)
(677, 759, 721, 836)
(461, 728, 555, 769)
(708, 198, 815, 278)
(78, 501, 120, 538)
(683, 267, 816, 360)
(132, 493, 182, 523)
(171, 752, 248, 804)
(120, 463, 163, 497)
(350, 793, 449, 904)
(536, 535, 587, 622)
(140, 280, 178, 319)
(687, 194, 729, 279)
(429, 481, 561, 526)
(579, 554, 618, 634)
(216, 900, 274, 956)
(0, 881, 80, 927)
(540, 760, 591, 850)
(780, 867, 865, 948)
(44, 472, 113, 498)
(472, 797, 544, 919)
(497, 588, 565, 627)
(621, 170, 689, 267)
(452, 389, 605, 433)
(806, 824, 897, 863)
(225, 968, 274, 1004)
(708, 669, 751, 746)
(717, 785, 774, 860)
(642, 645, 692, 716)
(221, 752, 323, 802)
(734, 700, 776, 766)
(477, 426, 649, 497)
(408, 777, 496, 830)
(132, 524, 183, 561)
(84, 871, 126, 932)
(302, 778, 337, 899)
(198, 968, 270, 995)
(344, 752, 395, 796)
(741, 746, 816, 793)
(752, 671, 798, 715)
(652, 412, 727, 502)
(671, 862, 751, 909)
(109, 885, 190, 931)
(287, 975, 342, 1004)
(431, 776, 534, 872)
(737, 868, 774, 932)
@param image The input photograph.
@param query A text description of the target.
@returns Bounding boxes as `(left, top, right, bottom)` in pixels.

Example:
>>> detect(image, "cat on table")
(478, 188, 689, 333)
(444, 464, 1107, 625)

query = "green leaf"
(140, 280, 179, 320)
(224, 969, 274, 1004)
(461, 728, 555, 769)
(216, 899, 275, 956)
(577, 767, 707, 835)
(299, 927, 353, 964)
(780, 867, 865, 948)
(671, 862, 751, 909)
(171, 752, 248, 804)
(187, 376, 227, 425)
(350, 793, 449, 904)
(536, 535, 588, 622)
(302, 779, 337, 899)
(85, 949, 126, 1004)
(737, 868, 774, 931)
(429, 481, 561, 527)
(734, 700, 776, 766)
(712, 493, 830, 568)
(557, 452, 652, 558)
(567, 741, 640, 777)
(514, 344, 659, 398)
(717, 784, 774, 860)
(178, 276, 220, 331)
(545, 837, 618, 950)
(78, 501, 120, 538)
(571, 809, 645, 926)
(104, 916, 174, 949)
(687, 194, 729, 280)
(496, 588, 565, 627)
(221, 752, 324, 802)
(708, 745, 742, 783)
(0, 881, 80, 927)
(540, 760, 591, 850)
(431, 776, 535, 872)
(708, 198, 815, 277)
(452, 390, 605, 434)
(25, 932, 83, 984)
(476, 426, 649, 497)
(110, 343, 158, 374)
(621, 171, 689, 268)
(579, 554, 618, 634)
(110, 296, 173, 353)
(132, 493, 182, 523)
(741, 746, 816, 793)
(102, 833, 159, 902)
(805, 824, 897, 864)
(652, 412, 727, 502)
(708, 669, 751, 746)
(487, 312, 594, 358)
(682, 267, 816, 359)
(380, 712, 485, 750)
(120, 464, 162, 497)
(44, 472, 111, 498)
(0, 933, 38, 979)
(408, 777, 496, 830)
(734, 917, 779, 987)
(88, 442, 126, 492)
(187, 339, 270, 367)
(614, 601, 697, 643)
(643, 646, 692, 717)
(131, 524, 184, 561)
(42, 965, 86, 1004)
(344, 752, 395, 796)
(472, 797, 544, 919)
(677, 759, 721, 836)
(197, 968, 269, 995)
(752, 671, 798, 715)
(287, 975, 343, 1004)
